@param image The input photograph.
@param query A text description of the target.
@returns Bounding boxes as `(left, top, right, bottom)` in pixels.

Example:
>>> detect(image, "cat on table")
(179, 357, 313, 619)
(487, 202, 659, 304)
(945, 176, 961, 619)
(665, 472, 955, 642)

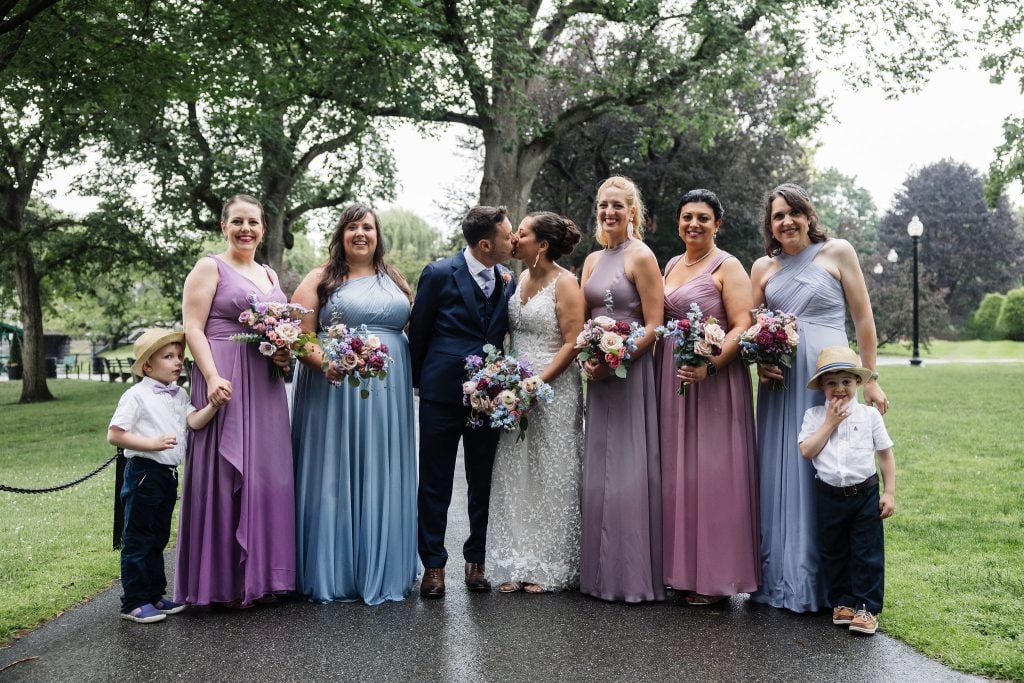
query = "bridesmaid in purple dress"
(579, 176, 665, 603)
(176, 194, 296, 607)
(655, 189, 760, 605)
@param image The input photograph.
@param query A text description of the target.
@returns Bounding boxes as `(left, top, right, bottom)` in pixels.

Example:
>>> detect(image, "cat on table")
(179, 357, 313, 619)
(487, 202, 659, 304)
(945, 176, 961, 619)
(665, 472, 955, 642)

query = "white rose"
(598, 331, 623, 354)
(743, 322, 761, 341)
(275, 322, 301, 344)
(497, 390, 518, 410)
(364, 334, 382, 350)
(694, 339, 713, 358)
(463, 381, 478, 396)
(592, 316, 617, 330)
(704, 322, 726, 348)
(785, 323, 800, 346)
(521, 376, 542, 395)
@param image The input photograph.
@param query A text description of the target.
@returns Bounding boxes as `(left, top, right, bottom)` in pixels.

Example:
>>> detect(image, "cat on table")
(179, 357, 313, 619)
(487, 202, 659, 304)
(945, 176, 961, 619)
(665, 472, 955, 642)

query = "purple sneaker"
(120, 604, 166, 623)
(154, 598, 187, 615)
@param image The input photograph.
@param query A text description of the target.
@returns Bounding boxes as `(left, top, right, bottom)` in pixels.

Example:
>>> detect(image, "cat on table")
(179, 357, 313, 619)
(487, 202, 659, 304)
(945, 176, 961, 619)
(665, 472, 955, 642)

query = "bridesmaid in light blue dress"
(749, 184, 889, 612)
(290, 204, 418, 605)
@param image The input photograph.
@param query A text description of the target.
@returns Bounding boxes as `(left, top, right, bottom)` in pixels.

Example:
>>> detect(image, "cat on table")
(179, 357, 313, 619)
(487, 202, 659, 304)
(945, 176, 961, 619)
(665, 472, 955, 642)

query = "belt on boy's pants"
(815, 473, 878, 497)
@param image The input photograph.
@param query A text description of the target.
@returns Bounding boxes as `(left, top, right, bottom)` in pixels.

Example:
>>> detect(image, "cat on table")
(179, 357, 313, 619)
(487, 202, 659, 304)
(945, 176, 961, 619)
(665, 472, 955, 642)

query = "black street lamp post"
(907, 215, 924, 366)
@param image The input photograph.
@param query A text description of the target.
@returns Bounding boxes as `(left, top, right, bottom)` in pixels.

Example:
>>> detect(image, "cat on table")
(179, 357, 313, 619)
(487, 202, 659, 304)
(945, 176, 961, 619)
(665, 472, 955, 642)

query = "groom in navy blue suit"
(409, 205, 516, 598)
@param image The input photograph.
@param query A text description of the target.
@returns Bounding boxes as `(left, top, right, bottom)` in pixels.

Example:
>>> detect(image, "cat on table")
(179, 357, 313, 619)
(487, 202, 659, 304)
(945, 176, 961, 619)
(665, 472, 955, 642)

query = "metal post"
(910, 234, 922, 366)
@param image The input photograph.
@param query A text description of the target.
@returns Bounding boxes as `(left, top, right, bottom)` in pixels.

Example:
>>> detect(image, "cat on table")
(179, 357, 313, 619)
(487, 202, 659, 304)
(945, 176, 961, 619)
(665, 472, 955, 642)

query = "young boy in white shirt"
(798, 346, 896, 636)
(108, 329, 223, 623)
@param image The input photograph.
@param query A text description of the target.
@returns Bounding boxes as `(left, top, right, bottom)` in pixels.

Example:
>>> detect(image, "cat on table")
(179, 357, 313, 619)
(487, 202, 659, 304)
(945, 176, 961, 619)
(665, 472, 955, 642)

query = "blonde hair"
(594, 176, 646, 247)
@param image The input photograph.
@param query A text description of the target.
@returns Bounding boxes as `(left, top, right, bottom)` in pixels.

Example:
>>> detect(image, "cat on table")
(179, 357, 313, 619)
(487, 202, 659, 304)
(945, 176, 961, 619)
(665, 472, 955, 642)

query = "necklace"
(683, 247, 715, 267)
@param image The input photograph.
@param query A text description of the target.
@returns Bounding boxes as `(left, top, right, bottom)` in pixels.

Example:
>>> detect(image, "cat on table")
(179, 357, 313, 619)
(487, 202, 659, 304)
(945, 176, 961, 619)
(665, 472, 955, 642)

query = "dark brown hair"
(462, 205, 509, 247)
(316, 203, 412, 311)
(761, 183, 828, 256)
(526, 211, 582, 261)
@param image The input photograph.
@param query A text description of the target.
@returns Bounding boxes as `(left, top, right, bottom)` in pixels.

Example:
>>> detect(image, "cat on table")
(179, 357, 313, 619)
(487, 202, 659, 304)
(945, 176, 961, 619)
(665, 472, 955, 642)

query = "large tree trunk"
(262, 208, 286, 273)
(478, 95, 552, 224)
(12, 242, 54, 403)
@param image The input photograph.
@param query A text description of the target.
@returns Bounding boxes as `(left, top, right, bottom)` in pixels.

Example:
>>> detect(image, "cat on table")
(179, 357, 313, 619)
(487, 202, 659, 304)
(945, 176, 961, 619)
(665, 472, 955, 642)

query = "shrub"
(996, 287, 1024, 341)
(965, 293, 1006, 340)
(8, 333, 22, 367)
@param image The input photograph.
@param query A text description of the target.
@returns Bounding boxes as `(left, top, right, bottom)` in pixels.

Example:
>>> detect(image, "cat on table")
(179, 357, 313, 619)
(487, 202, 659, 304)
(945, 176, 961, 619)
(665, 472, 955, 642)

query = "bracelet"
(706, 360, 717, 376)
(867, 371, 879, 381)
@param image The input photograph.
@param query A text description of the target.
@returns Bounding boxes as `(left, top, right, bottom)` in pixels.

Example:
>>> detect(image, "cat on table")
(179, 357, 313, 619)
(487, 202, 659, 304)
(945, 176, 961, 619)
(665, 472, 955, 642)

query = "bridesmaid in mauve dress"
(655, 189, 760, 605)
(290, 204, 418, 605)
(749, 184, 889, 613)
(579, 176, 665, 603)
(176, 194, 296, 607)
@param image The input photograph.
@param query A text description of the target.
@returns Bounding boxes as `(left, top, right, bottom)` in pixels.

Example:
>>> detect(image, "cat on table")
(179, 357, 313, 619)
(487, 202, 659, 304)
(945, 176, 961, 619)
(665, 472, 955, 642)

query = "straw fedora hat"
(131, 328, 185, 377)
(805, 346, 873, 389)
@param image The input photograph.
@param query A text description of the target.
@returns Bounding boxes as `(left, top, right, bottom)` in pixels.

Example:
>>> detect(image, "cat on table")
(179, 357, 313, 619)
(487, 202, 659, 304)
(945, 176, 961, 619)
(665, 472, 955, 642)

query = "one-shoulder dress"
(175, 255, 296, 605)
(751, 242, 847, 612)
(291, 275, 418, 605)
(655, 251, 760, 596)
(580, 238, 664, 603)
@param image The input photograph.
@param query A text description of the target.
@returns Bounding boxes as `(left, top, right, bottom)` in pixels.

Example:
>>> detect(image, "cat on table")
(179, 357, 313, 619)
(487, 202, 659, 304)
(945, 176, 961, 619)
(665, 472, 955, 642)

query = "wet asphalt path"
(0, 448, 979, 681)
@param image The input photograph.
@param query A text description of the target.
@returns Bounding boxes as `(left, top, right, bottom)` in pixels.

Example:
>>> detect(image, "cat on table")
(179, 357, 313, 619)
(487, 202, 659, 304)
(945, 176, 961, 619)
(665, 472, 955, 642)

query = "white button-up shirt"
(109, 376, 196, 466)
(463, 247, 495, 294)
(798, 395, 893, 487)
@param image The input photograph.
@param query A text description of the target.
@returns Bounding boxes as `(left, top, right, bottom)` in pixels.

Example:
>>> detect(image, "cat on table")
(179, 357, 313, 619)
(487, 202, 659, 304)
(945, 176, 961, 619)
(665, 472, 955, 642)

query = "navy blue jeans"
(120, 457, 178, 612)
(815, 477, 885, 614)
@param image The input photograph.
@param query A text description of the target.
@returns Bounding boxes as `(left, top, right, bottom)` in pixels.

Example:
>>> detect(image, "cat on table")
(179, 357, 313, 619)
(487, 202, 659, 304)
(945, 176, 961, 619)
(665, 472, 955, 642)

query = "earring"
(533, 252, 541, 269)
(627, 222, 635, 239)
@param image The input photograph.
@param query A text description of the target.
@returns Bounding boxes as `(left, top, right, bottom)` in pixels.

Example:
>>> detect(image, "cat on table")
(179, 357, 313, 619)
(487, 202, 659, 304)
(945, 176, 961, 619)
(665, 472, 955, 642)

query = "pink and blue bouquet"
(739, 304, 799, 391)
(320, 321, 393, 398)
(574, 315, 645, 379)
(231, 295, 317, 379)
(463, 344, 554, 441)
(656, 302, 725, 396)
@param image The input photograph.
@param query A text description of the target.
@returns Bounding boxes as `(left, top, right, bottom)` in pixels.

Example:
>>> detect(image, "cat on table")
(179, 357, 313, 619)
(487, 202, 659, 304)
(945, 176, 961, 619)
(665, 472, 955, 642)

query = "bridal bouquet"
(739, 304, 799, 391)
(656, 302, 725, 396)
(231, 295, 317, 379)
(463, 344, 554, 441)
(320, 321, 393, 398)
(574, 316, 646, 379)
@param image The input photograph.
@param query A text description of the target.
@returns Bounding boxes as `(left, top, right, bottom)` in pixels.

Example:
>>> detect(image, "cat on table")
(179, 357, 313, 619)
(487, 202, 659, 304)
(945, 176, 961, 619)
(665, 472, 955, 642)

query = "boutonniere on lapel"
(501, 270, 512, 285)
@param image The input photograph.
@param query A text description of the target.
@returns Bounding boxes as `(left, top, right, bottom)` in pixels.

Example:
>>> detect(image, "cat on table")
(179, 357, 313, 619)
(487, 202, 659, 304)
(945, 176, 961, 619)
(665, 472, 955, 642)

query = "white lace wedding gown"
(485, 275, 584, 590)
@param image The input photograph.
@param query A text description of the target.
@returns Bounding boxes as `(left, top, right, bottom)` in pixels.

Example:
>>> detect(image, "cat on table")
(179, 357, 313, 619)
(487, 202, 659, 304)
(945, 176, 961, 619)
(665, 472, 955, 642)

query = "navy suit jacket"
(409, 251, 516, 406)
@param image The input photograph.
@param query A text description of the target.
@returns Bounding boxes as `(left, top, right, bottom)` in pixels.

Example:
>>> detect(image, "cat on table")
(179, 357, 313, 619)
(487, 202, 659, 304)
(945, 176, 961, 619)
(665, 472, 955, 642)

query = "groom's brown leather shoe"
(464, 562, 491, 592)
(421, 567, 445, 598)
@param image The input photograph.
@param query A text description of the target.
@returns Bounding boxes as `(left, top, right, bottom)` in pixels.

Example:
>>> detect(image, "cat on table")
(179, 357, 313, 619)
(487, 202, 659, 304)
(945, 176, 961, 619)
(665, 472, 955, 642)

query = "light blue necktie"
(479, 268, 495, 298)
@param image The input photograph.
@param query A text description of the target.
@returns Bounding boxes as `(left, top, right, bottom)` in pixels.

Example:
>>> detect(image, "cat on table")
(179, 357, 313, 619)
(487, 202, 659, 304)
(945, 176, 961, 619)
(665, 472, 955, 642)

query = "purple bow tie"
(152, 383, 179, 397)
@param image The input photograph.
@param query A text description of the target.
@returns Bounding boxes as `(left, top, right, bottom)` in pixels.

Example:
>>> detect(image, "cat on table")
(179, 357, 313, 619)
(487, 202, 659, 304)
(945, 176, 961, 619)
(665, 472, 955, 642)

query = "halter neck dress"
(175, 255, 296, 605)
(750, 241, 847, 612)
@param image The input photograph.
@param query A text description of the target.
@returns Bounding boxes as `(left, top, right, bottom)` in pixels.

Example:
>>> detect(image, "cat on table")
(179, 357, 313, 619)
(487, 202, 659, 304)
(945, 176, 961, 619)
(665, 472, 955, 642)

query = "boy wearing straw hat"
(107, 329, 223, 623)
(798, 346, 896, 636)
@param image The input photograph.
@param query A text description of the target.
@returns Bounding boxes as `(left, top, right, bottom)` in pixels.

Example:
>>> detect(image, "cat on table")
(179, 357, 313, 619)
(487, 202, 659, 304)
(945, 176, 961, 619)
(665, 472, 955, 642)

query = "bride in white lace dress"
(485, 212, 586, 593)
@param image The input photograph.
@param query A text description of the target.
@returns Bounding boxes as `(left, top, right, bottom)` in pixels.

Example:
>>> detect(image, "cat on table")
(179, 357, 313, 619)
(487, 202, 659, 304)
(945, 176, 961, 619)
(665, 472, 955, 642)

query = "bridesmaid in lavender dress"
(655, 189, 760, 605)
(579, 176, 665, 603)
(176, 194, 296, 607)
(750, 184, 889, 613)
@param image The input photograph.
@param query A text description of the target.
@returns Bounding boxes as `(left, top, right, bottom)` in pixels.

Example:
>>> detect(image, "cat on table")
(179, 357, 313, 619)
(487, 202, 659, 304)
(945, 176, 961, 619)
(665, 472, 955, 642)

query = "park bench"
(62, 354, 78, 378)
(102, 358, 134, 383)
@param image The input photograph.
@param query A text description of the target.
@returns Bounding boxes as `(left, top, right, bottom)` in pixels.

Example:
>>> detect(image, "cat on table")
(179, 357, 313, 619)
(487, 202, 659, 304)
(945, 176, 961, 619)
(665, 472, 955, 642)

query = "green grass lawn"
(0, 381, 131, 641)
(1, 370, 1023, 679)
(878, 339, 1024, 360)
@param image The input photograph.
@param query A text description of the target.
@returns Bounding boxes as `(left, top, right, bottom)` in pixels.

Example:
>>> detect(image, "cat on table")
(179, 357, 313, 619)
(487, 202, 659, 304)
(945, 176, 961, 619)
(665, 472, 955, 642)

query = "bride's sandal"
(523, 583, 547, 594)
(498, 582, 523, 593)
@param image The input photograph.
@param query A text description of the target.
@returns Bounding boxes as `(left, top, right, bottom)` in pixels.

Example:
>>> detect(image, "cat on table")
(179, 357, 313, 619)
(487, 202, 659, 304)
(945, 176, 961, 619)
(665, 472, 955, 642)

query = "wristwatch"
(706, 361, 717, 376)
(867, 371, 879, 381)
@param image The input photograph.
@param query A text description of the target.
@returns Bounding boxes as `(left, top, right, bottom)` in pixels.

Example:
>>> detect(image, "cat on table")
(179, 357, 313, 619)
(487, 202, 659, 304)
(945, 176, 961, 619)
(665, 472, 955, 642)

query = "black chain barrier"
(0, 450, 120, 494)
